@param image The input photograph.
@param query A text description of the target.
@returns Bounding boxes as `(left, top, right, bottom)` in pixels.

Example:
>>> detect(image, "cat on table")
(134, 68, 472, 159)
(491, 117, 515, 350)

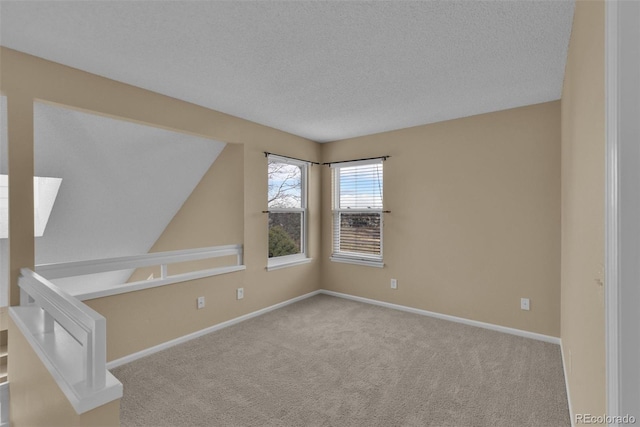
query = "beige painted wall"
(560, 0, 606, 417)
(101, 142, 246, 360)
(127, 142, 245, 282)
(8, 318, 121, 426)
(321, 101, 561, 337)
(1, 19, 602, 421)
(1, 47, 321, 423)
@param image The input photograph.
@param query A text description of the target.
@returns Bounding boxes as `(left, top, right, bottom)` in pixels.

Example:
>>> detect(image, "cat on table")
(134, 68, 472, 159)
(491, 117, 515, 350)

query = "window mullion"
(268, 208, 305, 213)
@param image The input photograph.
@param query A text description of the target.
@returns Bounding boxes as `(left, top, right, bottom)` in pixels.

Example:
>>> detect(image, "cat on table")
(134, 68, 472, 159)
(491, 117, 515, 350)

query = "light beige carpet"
(113, 294, 570, 427)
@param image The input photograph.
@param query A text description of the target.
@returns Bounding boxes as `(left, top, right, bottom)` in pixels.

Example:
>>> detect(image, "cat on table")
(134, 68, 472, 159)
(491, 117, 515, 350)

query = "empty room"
(1, 0, 638, 426)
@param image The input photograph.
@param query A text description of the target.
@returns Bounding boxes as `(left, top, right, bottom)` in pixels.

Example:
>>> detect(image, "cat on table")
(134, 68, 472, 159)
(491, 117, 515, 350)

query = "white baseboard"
(106, 286, 571, 423)
(560, 341, 575, 427)
(322, 290, 570, 420)
(106, 290, 321, 369)
(107, 288, 562, 371)
(319, 290, 561, 345)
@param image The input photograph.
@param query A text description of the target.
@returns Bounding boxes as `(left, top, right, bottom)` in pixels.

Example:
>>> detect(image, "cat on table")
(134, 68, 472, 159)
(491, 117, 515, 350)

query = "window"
(0, 175, 62, 239)
(267, 155, 308, 269)
(331, 159, 384, 267)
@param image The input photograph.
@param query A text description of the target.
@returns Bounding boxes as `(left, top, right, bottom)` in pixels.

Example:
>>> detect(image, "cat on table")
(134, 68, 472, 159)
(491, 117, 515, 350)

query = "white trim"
(10, 307, 122, 414)
(266, 154, 310, 167)
(73, 265, 246, 301)
(318, 290, 561, 344)
(331, 161, 385, 264)
(35, 244, 243, 279)
(105, 287, 564, 396)
(329, 158, 383, 168)
(267, 208, 305, 213)
(266, 257, 312, 271)
(333, 208, 383, 214)
(267, 252, 306, 267)
(606, 1, 640, 421)
(329, 256, 384, 268)
(267, 156, 309, 262)
(560, 341, 575, 427)
(106, 290, 321, 369)
(605, 0, 620, 421)
(18, 269, 108, 390)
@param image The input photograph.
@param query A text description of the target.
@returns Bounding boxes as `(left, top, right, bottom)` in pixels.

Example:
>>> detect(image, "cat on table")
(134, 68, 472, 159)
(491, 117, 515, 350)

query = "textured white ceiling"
(32, 103, 226, 292)
(0, 1, 574, 142)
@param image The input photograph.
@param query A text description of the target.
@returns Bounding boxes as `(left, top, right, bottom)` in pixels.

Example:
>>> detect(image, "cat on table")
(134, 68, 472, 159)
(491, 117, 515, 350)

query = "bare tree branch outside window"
(268, 159, 304, 258)
(268, 160, 301, 208)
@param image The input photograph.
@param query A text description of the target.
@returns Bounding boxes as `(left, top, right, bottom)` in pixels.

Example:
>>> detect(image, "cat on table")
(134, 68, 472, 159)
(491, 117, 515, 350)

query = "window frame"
(331, 158, 384, 268)
(266, 155, 310, 270)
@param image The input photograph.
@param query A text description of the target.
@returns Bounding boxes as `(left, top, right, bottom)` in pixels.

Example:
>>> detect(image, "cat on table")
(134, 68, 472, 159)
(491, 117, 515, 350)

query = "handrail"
(34, 244, 245, 301)
(11, 244, 244, 413)
(36, 244, 243, 279)
(12, 268, 121, 414)
(19, 269, 106, 389)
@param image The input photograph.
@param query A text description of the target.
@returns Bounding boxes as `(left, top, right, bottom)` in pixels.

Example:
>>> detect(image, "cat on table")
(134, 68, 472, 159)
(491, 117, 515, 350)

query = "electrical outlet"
(197, 296, 205, 309)
(520, 298, 530, 311)
(237, 288, 244, 300)
(390, 278, 398, 289)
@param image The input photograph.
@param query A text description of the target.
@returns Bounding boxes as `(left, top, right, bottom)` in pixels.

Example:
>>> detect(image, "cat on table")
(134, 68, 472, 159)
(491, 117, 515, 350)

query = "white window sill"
(330, 256, 384, 268)
(267, 257, 312, 271)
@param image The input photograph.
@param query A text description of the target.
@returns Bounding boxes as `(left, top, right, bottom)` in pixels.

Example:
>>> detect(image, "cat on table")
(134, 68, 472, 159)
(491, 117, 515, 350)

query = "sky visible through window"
(268, 161, 301, 209)
(337, 164, 383, 209)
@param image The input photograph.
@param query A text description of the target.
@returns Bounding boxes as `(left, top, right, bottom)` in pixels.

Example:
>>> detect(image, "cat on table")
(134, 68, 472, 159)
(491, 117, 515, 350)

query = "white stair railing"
(12, 269, 121, 414)
(19, 269, 107, 390)
(35, 244, 245, 300)
(36, 244, 243, 279)
(11, 244, 244, 414)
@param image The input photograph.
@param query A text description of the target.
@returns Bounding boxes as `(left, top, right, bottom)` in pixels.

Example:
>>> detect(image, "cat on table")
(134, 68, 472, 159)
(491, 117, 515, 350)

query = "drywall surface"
(126, 143, 244, 282)
(560, 0, 606, 417)
(102, 143, 245, 360)
(33, 102, 227, 293)
(321, 101, 561, 337)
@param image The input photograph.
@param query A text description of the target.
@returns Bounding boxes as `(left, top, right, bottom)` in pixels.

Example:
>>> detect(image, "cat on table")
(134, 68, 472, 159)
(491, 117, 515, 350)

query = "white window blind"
(332, 159, 383, 265)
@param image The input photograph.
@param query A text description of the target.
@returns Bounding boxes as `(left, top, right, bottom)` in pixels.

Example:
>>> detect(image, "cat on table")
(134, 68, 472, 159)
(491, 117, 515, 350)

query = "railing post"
(43, 311, 55, 333)
(20, 288, 30, 306)
(84, 330, 93, 389)
(92, 318, 107, 390)
(16, 245, 245, 412)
